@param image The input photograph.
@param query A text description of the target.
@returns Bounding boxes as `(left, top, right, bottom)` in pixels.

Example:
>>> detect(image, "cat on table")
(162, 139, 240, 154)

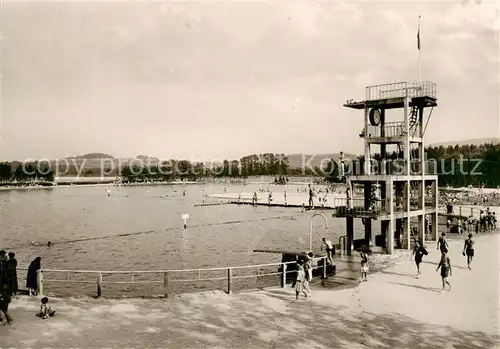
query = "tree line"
(0, 153, 299, 184)
(0, 162, 54, 184)
(322, 143, 500, 188)
(425, 143, 500, 187)
(2, 144, 498, 187)
(120, 153, 295, 182)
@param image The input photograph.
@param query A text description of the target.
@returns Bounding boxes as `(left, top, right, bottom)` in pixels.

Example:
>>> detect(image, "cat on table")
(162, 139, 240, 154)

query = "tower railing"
(333, 197, 391, 215)
(366, 81, 436, 101)
(363, 121, 421, 139)
(344, 160, 437, 176)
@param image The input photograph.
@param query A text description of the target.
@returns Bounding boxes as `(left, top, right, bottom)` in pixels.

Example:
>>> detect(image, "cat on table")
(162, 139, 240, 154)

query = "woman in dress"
(26, 257, 41, 296)
(7, 252, 18, 295)
(294, 262, 309, 300)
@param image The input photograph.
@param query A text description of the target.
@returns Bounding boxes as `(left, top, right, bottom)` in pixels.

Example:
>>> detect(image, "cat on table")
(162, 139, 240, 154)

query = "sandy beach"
(2, 233, 498, 348)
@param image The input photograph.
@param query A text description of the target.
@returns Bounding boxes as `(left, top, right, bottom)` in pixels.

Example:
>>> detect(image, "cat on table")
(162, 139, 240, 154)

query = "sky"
(1, 0, 499, 161)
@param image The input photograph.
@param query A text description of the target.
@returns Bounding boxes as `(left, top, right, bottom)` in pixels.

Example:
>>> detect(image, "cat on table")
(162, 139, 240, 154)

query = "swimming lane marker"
(181, 213, 189, 229)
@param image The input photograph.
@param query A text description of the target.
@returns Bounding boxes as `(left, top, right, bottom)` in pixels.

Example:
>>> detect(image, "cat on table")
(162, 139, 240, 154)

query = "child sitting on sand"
(35, 297, 56, 319)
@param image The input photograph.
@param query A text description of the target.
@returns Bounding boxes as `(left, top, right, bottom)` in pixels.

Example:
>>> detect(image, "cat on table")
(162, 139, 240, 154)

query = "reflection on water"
(0, 183, 365, 272)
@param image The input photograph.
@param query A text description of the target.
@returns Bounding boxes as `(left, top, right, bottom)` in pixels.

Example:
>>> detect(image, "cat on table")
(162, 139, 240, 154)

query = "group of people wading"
(0, 252, 44, 324)
(412, 232, 476, 293)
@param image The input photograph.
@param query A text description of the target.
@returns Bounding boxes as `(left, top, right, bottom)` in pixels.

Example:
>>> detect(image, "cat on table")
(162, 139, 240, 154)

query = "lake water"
(0, 183, 366, 273)
(3, 183, 498, 297)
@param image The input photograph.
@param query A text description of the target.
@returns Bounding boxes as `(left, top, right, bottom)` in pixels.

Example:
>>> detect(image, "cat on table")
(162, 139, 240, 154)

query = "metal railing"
(332, 197, 391, 215)
(345, 160, 438, 176)
(438, 205, 486, 219)
(18, 257, 329, 298)
(365, 123, 400, 139)
(366, 81, 436, 101)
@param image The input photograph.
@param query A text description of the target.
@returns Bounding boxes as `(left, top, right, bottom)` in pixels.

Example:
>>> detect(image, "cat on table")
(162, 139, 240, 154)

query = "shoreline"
(0, 180, 201, 191)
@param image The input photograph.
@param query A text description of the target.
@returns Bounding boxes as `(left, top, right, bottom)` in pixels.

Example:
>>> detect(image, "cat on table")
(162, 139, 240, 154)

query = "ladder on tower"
(399, 105, 419, 136)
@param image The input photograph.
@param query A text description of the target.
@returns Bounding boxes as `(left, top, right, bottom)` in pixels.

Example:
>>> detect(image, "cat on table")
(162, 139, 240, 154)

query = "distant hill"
(136, 155, 160, 165)
(429, 138, 500, 148)
(286, 153, 357, 169)
(65, 153, 115, 159)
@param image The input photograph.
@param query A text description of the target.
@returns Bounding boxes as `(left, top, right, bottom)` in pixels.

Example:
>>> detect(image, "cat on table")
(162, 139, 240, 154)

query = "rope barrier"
(4, 211, 313, 251)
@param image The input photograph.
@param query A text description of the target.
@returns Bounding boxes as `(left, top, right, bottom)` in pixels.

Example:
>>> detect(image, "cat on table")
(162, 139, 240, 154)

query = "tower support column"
(346, 217, 354, 255)
(386, 177, 394, 254)
(418, 214, 425, 244)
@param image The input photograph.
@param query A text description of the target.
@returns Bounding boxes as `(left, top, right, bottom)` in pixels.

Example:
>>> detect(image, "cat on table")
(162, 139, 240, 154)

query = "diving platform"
(344, 81, 437, 110)
(340, 80, 439, 255)
(345, 96, 437, 110)
(229, 201, 335, 210)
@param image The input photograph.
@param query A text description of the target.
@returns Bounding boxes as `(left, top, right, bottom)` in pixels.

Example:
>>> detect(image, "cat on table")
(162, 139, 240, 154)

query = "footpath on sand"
(2, 234, 499, 349)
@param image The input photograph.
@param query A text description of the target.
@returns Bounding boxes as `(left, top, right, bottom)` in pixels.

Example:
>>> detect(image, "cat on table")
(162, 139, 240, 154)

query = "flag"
(417, 16, 421, 50)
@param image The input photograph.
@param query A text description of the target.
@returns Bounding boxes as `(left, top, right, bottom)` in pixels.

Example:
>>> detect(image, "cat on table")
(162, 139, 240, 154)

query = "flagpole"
(418, 15, 422, 82)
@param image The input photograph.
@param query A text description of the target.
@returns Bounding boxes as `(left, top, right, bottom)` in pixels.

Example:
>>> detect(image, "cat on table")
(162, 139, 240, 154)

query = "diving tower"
(336, 81, 439, 255)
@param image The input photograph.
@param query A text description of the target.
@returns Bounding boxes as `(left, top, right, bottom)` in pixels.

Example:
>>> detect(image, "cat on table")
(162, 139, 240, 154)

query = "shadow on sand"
(5, 292, 498, 349)
(421, 261, 469, 270)
(388, 281, 443, 293)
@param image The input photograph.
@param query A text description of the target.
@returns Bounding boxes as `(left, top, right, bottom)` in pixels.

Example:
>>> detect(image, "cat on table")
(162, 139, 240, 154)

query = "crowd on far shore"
(440, 187, 500, 207)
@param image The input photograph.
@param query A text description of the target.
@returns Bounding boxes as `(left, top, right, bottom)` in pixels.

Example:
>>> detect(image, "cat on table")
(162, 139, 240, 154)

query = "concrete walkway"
(2, 234, 499, 348)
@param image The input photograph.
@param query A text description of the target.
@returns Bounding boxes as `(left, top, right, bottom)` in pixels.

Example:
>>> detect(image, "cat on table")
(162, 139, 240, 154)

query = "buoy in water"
(181, 213, 189, 229)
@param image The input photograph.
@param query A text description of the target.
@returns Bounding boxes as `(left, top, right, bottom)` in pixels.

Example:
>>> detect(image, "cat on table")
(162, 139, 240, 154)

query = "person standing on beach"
(308, 185, 314, 208)
(267, 192, 273, 206)
(0, 250, 13, 324)
(305, 252, 314, 282)
(463, 234, 475, 270)
(294, 262, 309, 300)
(412, 241, 428, 278)
(321, 238, 334, 265)
(6, 252, 18, 296)
(437, 233, 449, 254)
(26, 257, 41, 296)
(360, 250, 369, 282)
(436, 252, 452, 293)
(284, 191, 287, 206)
(303, 252, 313, 296)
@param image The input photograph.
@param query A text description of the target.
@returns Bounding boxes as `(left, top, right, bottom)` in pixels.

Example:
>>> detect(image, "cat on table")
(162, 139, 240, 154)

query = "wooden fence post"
(163, 272, 169, 298)
(97, 272, 103, 298)
(281, 263, 287, 288)
(227, 268, 232, 294)
(36, 270, 43, 296)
